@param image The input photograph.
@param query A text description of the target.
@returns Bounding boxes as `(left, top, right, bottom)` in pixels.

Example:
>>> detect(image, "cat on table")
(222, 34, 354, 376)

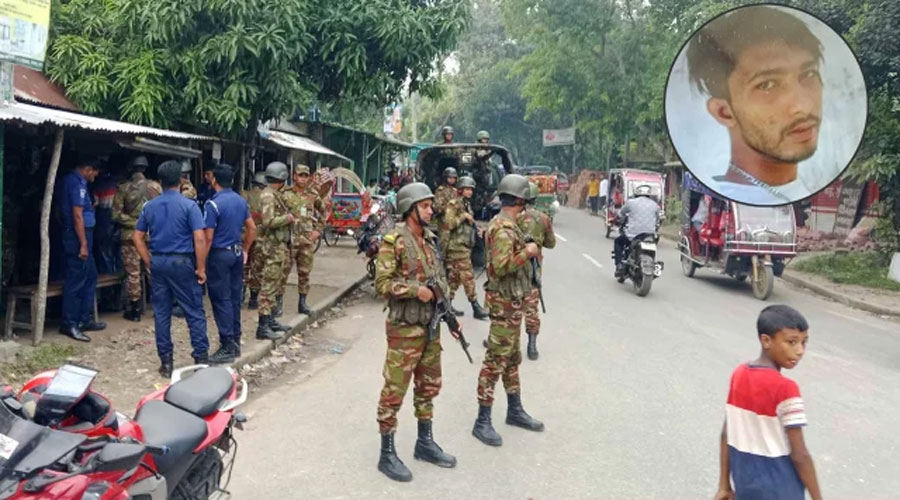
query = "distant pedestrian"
(587, 174, 600, 215)
(133, 161, 210, 377)
(715, 305, 822, 500)
(598, 176, 608, 210)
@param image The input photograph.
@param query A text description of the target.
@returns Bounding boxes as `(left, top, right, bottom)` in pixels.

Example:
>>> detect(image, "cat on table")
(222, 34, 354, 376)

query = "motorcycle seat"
(136, 400, 207, 483)
(164, 367, 234, 417)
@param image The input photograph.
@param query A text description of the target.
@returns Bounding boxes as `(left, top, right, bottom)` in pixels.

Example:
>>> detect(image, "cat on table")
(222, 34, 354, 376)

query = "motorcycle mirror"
(94, 442, 146, 472)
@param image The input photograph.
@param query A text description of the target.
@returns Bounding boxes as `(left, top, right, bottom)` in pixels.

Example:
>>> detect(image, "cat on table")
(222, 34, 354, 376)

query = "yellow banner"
(0, 0, 52, 69)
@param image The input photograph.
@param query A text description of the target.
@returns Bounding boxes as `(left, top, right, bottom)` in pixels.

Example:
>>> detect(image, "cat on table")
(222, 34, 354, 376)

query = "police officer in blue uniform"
(133, 160, 210, 378)
(204, 164, 257, 364)
(58, 159, 106, 342)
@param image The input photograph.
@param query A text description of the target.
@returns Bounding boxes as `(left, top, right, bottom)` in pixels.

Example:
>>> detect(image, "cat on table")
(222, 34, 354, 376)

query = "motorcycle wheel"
(751, 264, 774, 301)
(605, 222, 612, 239)
(324, 227, 340, 247)
(170, 447, 223, 500)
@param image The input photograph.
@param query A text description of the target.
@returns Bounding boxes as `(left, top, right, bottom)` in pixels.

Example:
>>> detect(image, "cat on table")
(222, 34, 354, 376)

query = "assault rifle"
(426, 277, 473, 364)
(524, 236, 546, 313)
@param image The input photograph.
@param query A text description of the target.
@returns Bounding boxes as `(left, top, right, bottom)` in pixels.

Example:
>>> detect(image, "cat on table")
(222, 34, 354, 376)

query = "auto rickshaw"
(604, 168, 666, 238)
(320, 167, 372, 247)
(678, 172, 797, 300)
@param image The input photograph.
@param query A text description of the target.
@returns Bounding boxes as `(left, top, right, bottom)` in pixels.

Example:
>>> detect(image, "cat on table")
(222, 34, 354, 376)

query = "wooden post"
(34, 128, 64, 346)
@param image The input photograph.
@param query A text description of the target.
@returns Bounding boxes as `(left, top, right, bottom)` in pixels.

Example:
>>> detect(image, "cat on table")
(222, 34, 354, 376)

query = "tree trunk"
(34, 128, 65, 346)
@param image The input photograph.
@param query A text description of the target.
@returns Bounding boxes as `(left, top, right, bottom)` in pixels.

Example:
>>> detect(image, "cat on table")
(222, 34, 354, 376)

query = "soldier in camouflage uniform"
(179, 162, 198, 200)
(282, 165, 327, 315)
(472, 174, 545, 447)
(112, 156, 162, 322)
(438, 125, 454, 144)
(433, 167, 460, 314)
(254, 162, 294, 340)
(518, 183, 556, 361)
(440, 176, 488, 320)
(375, 182, 457, 482)
(244, 172, 267, 309)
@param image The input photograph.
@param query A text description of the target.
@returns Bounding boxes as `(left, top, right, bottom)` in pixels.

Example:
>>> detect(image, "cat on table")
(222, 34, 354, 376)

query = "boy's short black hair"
(757, 305, 809, 337)
(686, 6, 823, 100)
(158, 160, 183, 188)
(213, 164, 234, 188)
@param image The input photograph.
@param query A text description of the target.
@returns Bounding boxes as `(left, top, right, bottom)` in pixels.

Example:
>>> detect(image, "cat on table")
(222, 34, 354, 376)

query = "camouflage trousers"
(245, 242, 265, 291)
(121, 242, 143, 301)
(447, 254, 476, 302)
(284, 239, 316, 295)
(377, 322, 442, 434)
(524, 287, 540, 335)
(258, 240, 289, 316)
(477, 291, 523, 406)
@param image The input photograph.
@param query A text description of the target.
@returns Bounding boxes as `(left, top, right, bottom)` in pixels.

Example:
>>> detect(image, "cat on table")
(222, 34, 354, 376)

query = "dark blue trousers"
(207, 248, 244, 344)
(150, 254, 208, 360)
(62, 229, 97, 328)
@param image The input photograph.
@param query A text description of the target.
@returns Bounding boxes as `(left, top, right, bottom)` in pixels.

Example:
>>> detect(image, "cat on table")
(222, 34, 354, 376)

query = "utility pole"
(410, 94, 418, 143)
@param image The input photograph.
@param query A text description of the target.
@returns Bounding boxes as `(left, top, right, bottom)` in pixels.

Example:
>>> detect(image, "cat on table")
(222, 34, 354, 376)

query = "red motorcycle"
(0, 363, 247, 499)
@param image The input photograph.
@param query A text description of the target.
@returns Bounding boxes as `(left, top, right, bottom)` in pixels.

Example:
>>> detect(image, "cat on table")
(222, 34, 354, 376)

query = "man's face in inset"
(709, 41, 823, 164)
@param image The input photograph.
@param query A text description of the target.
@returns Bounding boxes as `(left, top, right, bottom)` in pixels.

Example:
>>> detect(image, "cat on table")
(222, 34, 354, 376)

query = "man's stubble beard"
(733, 110, 820, 165)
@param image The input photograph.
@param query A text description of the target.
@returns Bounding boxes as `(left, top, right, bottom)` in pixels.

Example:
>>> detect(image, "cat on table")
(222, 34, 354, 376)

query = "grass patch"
(794, 252, 900, 292)
(1, 343, 81, 382)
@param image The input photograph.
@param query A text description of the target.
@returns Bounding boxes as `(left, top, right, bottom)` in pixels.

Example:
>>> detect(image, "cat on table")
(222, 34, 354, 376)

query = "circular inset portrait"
(664, 4, 867, 206)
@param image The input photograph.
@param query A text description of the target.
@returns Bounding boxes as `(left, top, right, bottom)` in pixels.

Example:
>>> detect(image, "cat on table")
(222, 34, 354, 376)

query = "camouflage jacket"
(180, 179, 198, 200)
(258, 186, 292, 244)
(440, 196, 475, 258)
(517, 207, 557, 255)
(484, 210, 531, 300)
(243, 187, 264, 224)
(433, 184, 458, 217)
(282, 184, 327, 243)
(112, 172, 162, 241)
(376, 222, 449, 332)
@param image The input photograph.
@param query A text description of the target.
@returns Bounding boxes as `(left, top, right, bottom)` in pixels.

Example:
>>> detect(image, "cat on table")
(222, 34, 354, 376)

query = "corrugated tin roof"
(13, 66, 79, 111)
(374, 134, 412, 149)
(0, 101, 214, 141)
(261, 129, 351, 162)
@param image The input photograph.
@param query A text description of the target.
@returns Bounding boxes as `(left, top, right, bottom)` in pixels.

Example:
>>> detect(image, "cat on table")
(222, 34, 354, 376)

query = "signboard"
(832, 178, 864, 236)
(543, 127, 575, 147)
(0, 0, 51, 70)
(383, 104, 402, 136)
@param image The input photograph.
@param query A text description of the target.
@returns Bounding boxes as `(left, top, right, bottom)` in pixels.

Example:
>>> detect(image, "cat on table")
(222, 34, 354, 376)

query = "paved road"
(227, 207, 900, 499)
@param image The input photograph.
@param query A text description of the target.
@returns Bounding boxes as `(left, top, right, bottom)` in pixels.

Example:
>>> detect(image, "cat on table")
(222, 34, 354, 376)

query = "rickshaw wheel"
(752, 265, 774, 300)
(680, 254, 697, 277)
(314, 234, 322, 253)
(324, 227, 340, 246)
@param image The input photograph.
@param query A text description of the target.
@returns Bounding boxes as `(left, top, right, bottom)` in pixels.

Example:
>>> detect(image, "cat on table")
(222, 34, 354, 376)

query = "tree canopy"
(47, 0, 469, 138)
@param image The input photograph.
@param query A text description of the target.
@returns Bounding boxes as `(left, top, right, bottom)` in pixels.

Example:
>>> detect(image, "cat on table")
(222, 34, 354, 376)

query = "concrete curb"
(233, 274, 370, 368)
(658, 229, 900, 318)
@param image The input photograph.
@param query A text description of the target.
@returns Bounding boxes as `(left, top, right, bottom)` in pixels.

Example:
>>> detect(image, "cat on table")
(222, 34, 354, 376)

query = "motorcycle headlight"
(81, 482, 111, 500)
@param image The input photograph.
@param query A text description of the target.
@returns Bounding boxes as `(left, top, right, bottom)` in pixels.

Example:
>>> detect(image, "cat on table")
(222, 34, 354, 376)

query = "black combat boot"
(298, 293, 312, 315)
(247, 290, 259, 309)
(256, 315, 285, 340)
(267, 315, 291, 333)
(209, 341, 239, 365)
(413, 420, 457, 468)
(527, 333, 539, 360)
(193, 353, 209, 365)
(471, 300, 488, 320)
(123, 301, 140, 322)
(158, 354, 174, 379)
(273, 295, 283, 318)
(378, 433, 412, 482)
(505, 393, 544, 431)
(450, 304, 464, 317)
(241, 286, 247, 305)
(472, 405, 503, 446)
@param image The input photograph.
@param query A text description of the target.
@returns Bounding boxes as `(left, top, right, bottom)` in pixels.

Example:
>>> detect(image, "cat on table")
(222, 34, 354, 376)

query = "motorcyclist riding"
(613, 184, 660, 278)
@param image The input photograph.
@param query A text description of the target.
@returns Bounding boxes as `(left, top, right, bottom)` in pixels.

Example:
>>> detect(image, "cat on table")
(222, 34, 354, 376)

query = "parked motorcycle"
(614, 233, 664, 296)
(0, 363, 247, 499)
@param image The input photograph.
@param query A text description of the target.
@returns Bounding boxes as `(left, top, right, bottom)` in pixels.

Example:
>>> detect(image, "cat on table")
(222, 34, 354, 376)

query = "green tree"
(47, 0, 469, 139)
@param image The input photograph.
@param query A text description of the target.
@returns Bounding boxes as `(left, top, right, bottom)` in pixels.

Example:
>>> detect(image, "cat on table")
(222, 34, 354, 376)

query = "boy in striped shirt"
(715, 305, 822, 500)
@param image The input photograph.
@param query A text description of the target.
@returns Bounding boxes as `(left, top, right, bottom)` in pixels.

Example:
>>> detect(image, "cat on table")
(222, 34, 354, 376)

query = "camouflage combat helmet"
(458, 176, 476, 189)
(252, 172, 267, 186)
(441, 126, 454, 136)
(295, 164, 310, 175)
(476, 130, 490, 141)
(443, 167, 458, 179)
(496, 174, 531, 200)
(396, 182, 434, 216)
(264, 161, 289, 181)
(180, 161, 192, 173)
(130, 156, 149, 169)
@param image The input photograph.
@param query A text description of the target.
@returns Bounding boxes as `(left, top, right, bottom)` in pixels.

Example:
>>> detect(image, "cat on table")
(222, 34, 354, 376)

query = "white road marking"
(555, 233, 567, 242)
(582, 253, 603, 269)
